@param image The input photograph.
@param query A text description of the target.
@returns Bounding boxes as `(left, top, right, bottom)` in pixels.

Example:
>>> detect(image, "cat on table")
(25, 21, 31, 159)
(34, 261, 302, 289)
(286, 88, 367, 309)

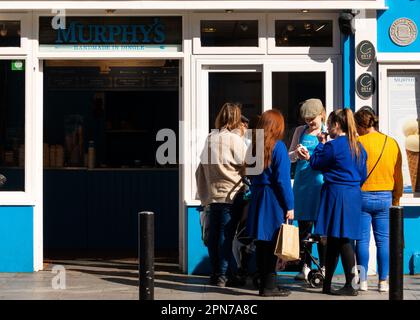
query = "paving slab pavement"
(0, 259, 418, 300)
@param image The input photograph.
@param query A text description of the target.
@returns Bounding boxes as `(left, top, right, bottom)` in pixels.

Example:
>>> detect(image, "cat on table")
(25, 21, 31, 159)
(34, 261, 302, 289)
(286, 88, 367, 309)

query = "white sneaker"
(295, 264, 311, 281)
(378, 280, 389, 292)
(359, 280, 368, 291)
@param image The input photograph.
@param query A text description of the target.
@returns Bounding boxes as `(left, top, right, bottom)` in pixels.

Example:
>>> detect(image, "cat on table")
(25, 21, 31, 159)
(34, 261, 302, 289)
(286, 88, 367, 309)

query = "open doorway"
(43, 59, 180, 261)
(272, 72, 326, 149)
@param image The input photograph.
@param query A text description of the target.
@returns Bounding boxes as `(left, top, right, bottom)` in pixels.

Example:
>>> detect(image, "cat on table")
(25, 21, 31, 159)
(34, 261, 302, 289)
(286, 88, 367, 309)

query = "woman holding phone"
(288, 98, 327, 281)
(309, 108, 367, 296)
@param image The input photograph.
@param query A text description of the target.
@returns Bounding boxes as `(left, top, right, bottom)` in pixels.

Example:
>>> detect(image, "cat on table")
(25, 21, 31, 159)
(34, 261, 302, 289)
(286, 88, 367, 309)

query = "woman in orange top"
(354, 107, 403, 293)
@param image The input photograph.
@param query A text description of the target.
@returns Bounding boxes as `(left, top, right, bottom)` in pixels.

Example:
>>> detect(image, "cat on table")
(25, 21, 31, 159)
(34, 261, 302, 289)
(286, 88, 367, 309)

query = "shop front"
(375, 0, 420, 275)
(0, 0, 403, 274)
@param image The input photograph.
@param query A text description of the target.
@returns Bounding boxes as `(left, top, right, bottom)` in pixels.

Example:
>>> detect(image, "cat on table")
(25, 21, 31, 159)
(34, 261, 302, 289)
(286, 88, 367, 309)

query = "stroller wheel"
(308, 270, 324, 288)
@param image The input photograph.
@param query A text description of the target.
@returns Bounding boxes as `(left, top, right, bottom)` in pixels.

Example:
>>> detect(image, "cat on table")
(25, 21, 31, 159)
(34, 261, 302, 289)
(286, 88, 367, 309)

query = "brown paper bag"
(274, 222, 300, 262)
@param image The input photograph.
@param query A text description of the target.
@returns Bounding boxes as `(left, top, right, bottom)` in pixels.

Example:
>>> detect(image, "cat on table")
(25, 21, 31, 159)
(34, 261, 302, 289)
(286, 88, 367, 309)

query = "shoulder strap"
(366, 134, 388, 181)
(299, 125, 309, 141)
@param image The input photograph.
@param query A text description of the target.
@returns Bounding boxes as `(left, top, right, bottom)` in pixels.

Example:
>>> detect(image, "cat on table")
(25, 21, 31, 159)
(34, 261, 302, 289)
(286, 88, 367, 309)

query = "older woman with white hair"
(288, 98, 327, 281)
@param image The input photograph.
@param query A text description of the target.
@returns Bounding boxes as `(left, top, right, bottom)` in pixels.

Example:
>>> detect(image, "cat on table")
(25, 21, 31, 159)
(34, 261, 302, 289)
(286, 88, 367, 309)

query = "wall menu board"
(46, 66, 178, 90)
(387, 71, 420, 195)
(39, 16, 182, 52)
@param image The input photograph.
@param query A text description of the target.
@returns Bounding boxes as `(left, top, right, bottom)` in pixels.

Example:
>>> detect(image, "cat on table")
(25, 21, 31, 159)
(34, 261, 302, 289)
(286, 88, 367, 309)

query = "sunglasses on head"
(359, 106, 376, 116)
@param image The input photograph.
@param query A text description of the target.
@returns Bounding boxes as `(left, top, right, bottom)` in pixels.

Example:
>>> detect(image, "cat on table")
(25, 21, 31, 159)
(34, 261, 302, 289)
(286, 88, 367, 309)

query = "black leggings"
(298, 221, 327, 267)
(324, 237, 356, 290)
(255, 241, 277, 278)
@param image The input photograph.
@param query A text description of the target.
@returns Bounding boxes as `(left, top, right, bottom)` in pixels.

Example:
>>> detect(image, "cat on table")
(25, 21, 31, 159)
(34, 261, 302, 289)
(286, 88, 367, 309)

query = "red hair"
(254, 109, 285, 169)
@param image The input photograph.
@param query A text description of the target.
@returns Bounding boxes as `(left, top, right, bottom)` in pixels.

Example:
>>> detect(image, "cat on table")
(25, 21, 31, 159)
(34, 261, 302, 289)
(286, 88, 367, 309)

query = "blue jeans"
(207, 203, 237, 277)
(355, 191, 392, 281)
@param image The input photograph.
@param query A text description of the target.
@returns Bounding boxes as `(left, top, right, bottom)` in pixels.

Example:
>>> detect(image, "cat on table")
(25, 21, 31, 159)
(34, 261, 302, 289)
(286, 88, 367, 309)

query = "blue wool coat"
(246, 141, 294, 242)
(310, 136, 367, 240)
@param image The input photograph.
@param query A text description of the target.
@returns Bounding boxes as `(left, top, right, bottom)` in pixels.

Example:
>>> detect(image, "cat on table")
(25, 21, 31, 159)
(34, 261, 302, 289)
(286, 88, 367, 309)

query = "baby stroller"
(232, 177, 261, 288)
(301, 233, 325, 288)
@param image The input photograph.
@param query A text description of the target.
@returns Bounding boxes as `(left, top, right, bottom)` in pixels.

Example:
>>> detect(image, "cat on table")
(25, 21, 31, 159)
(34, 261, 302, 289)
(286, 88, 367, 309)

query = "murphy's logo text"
(56, 18, 166, 44)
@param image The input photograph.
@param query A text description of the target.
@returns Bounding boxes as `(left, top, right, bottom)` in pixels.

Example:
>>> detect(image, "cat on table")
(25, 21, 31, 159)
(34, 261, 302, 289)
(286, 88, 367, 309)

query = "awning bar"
(0, 1, 388, 11)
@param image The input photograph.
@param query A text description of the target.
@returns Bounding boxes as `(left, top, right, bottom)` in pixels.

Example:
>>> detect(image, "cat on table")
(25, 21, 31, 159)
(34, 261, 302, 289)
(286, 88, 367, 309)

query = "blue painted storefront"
(0, 207, 33, 272)
(375, 0, 420, 275)
(378, 0, 420, 53)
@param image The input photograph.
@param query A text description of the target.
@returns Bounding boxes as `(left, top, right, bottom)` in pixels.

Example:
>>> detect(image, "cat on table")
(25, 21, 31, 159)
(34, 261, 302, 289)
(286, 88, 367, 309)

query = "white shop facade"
(1, 1, 410, 275)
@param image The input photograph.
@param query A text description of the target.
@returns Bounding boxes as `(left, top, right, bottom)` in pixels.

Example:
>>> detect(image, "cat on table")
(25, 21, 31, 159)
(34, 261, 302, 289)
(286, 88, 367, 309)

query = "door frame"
(188, 55, 341, 205)
(263, 56, 341, 115)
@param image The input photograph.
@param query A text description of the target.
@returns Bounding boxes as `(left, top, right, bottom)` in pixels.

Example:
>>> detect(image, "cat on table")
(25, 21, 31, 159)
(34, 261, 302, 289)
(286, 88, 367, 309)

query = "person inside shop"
(195, 102, 248, 287)
(354, 106, 403, 293)
(245, 109, 294, 297)
(308, 108, 367, 296)
(288, 98, 327, 281)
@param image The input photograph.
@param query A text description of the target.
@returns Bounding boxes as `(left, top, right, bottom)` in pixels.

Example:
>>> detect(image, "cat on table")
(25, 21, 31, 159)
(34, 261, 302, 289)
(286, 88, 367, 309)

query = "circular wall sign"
(389, 18, 418, 46)
(356, 73, 376, 100)
(356, 40, 376, 67)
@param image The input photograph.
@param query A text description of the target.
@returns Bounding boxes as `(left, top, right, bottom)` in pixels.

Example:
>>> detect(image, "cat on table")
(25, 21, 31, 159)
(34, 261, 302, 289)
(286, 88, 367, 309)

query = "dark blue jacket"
(246, 141, 294, 242)
(310, 136, 367, 186)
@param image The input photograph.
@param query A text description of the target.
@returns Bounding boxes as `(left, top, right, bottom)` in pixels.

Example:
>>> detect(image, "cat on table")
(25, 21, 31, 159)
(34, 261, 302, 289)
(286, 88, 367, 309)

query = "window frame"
(0, 56, 36, 205)
(378, 63, 420, 206)
(0, 13, 31, 55)
(192, 13, 267, 55)
(268, 13, 341, 55)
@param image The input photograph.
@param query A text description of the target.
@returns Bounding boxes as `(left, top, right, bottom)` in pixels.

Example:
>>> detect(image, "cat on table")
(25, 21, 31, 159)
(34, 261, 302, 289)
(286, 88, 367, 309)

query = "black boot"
(322, 279, 332, 294)
(330, 284, 358, 296)
(259, 273, 291, 297)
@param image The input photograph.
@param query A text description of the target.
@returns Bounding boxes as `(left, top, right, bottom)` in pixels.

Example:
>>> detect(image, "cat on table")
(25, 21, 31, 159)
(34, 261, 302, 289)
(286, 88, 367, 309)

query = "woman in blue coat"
(246, 109, 294, 297)
(309, 108, 367, 296)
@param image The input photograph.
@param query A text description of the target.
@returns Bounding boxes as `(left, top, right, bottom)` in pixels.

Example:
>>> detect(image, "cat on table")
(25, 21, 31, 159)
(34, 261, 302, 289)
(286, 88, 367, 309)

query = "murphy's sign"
(39, 16, 182, 51)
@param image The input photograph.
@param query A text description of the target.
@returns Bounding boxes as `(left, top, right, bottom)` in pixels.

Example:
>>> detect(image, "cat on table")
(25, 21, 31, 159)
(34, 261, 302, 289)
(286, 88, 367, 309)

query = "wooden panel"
(43, 169, 178, 253)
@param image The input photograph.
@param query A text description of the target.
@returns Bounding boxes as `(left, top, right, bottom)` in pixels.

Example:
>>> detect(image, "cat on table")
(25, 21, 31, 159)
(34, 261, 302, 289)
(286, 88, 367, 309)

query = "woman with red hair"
(246, 109, 294, 297)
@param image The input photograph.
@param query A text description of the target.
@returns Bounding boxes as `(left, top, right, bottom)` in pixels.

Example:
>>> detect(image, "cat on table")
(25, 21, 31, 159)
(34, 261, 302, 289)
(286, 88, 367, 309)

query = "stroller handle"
(242, 176, 251, 187)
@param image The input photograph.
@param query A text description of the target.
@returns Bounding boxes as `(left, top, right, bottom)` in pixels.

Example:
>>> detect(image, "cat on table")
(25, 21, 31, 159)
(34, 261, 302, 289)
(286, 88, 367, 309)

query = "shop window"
(268, 14, 339, 54)
(272, 72, 325, 178)
(275, 20, 333, 47)
(0, 60, 25, 191)
(193, 14, 266, 54)
(386, 70, 420, 196)
(43, 60, 179, 169)
(0, 21, 21, 47)
(200, 20, 258, 47)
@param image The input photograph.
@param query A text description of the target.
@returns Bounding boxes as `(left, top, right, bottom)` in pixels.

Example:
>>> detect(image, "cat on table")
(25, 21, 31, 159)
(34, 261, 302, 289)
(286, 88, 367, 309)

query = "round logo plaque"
(356, 73, 376, 100)
(356, 40, 376, 67)
(389, 18, 418, 46)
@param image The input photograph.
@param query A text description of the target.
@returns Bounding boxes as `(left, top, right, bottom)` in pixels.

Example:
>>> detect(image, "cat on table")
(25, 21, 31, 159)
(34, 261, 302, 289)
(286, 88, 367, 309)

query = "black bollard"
(139, 211, 154, 300)
(389, 206, 404, 300)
